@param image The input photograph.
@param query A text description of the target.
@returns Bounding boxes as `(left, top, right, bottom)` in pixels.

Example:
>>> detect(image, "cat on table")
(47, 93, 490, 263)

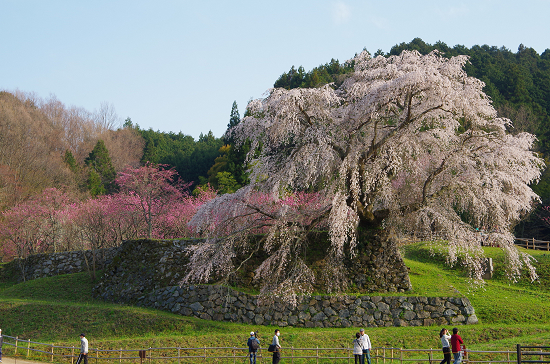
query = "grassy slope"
(1, 244, 550, 353)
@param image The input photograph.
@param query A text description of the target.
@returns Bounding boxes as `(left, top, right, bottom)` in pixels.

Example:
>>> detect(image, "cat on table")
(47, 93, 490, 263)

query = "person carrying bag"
(270, 329, 281, 364)
(247, 331, 260, 364)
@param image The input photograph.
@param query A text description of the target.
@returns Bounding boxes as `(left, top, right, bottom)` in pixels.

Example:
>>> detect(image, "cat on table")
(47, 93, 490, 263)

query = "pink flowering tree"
(185, 50, 544, 303)
(0, 201, 46, 279)
(69, 196, 114, 280)
(186, 189, 333, 305)
(158, 184, 217, 239)
(0, 188, 73, 278)
(0, 188, 77, 276)
(33, 188, 78, 253)
(115, 163, 192, 239)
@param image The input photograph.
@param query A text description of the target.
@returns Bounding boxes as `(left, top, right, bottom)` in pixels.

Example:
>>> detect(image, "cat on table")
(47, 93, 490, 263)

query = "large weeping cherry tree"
(184, 50, 544, 305)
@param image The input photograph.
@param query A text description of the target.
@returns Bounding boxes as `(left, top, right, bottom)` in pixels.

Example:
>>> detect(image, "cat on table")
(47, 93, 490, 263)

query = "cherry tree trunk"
(349, 231, 412, 293)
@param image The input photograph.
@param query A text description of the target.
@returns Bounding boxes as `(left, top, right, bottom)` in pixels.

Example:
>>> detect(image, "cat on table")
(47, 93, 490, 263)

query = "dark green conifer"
(84, 140, 117, 195)
(63, 150, 80, 174)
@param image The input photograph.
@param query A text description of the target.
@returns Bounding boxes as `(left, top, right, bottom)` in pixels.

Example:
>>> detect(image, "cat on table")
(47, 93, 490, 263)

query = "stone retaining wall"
(92, 239, 477, 328)
(6, 247, 119, 281)
(6, 239, 478, 328)
(133, 284, 478, 328)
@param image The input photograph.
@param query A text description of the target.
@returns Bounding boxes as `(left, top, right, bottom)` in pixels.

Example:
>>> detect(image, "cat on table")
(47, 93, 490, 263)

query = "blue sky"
(1, 0, 548, 139)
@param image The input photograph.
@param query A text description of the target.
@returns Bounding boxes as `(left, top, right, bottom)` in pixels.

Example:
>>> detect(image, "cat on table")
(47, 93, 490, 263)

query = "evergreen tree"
(84, 140, 117, 195)
(63, 150, 79, 174)
(87, 169, 106, 197)
(228, 101, 240, 129)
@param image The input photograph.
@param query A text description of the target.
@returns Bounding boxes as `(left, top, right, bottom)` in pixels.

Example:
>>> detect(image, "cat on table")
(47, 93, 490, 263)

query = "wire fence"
(1, 334, 524, 364)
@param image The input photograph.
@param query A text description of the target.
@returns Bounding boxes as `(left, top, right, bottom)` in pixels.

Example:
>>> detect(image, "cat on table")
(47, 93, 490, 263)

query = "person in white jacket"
(360, 328, 372, 364)
(352, 332, 364, 364)
(271, 329, 281, 364)
(79, 334, 88, 364)
(439, 328, 451, 364)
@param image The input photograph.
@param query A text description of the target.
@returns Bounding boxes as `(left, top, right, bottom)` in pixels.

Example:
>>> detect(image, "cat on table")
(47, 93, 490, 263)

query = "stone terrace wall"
(130, 284, 478, 328)
(7, 239, 478, 328)
(92, 239, 196, 299)
(6, 248, 119, 281)
(92, 240, 478, 328)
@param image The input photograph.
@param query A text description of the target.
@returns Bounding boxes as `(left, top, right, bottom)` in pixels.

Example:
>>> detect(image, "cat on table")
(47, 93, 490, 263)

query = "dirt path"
(2, 356, 50, 364)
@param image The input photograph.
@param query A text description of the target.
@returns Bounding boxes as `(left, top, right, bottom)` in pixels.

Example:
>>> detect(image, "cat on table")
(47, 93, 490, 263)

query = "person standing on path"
(450, 328, 465, 364)
(352, 332, 364, 364)
(0, 328, 3, 363)
(78, 334, 88, 364)
(359, 328, 372, 364)
(272, 329, 281, 364)
(439, 328, 451, 364)
(247, 331, 260, 364)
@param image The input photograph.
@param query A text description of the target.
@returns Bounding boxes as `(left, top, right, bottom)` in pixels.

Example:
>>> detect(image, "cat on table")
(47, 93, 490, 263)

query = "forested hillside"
(133, 124, 224, 187)
(0, 91, 144, 208)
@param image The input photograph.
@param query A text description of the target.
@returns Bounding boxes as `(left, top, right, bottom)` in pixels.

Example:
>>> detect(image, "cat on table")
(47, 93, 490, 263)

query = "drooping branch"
(186, 49, 544, 302)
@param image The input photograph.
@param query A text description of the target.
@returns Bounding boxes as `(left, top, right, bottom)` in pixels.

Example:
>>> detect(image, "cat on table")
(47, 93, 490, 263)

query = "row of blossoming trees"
(0, 164, 217, 268)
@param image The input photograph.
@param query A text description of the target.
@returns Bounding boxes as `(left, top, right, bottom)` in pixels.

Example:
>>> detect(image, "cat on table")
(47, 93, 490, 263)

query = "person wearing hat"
(247, 331, 260, 364)
(359, 328, 372, 364)
(78, 333, 88, 364)
(0, 328, 3, 362)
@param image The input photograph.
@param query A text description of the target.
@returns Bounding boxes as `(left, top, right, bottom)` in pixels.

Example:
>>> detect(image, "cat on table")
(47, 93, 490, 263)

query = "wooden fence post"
(27, 339, 31, 358)
(71, 346, 75, 364)
(51, 344, 54, 362)
(15, 336, 19, 356)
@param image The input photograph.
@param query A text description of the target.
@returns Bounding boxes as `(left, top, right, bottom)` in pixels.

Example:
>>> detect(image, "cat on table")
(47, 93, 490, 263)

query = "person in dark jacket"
(247, 331, 260, 364)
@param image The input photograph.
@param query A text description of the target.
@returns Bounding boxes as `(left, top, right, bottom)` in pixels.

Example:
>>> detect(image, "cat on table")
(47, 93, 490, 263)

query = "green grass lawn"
(1, 243, 550, 359)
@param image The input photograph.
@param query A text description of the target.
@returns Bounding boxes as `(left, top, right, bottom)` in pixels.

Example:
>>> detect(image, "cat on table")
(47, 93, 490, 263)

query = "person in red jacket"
(450, 328, 465, 364)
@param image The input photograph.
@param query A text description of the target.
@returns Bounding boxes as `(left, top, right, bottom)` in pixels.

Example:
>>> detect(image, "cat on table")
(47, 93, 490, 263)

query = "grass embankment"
(1, 243, 550, 355)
